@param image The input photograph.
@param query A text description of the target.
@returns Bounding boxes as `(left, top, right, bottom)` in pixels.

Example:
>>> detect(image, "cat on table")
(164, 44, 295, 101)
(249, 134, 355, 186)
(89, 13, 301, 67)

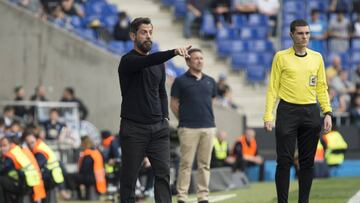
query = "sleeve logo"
(309, 75, 317, 86)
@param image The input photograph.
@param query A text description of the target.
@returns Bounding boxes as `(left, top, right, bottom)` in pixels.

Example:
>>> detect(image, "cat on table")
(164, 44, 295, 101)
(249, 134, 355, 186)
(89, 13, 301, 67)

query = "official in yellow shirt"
(263, 19, 332, 203)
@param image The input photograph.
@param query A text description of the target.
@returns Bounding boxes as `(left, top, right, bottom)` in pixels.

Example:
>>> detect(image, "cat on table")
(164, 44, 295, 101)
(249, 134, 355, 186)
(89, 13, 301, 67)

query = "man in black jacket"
(118, 17, 190, 203)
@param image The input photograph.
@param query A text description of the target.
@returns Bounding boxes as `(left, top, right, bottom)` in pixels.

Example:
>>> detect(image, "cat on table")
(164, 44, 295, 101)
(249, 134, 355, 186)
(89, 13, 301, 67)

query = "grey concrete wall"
(0, 1, 121, 131)
(0, 1, 245, 136)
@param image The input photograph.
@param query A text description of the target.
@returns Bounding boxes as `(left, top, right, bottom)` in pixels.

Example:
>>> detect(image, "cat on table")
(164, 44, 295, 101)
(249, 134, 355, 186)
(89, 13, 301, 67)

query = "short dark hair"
(50, 108, 59, 114)
(290, 19, 309, 33)
(65, 87, 74, 96)
(311, 9, 319, 16)
(3, 106, 14, 113)
(186, 48, 202, 61)
(130, 17, 152, 34)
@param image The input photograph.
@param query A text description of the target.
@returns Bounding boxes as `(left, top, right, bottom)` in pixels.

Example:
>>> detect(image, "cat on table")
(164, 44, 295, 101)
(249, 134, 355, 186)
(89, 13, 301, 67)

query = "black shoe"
(178, 201, 185, 203)
(198, 201, 209, 203)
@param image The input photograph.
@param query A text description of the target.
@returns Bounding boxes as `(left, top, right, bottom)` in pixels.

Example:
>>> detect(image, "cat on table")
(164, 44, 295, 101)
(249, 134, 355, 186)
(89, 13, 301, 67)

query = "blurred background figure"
(211, 130, 235, 168)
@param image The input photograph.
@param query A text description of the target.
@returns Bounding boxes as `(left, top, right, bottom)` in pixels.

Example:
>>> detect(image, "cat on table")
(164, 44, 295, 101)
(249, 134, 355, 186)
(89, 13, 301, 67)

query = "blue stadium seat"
(231, 40, 248, 53)
(351, 39, 360, 50)
(174, 0, 187, 18)
(261, 52, 275, 71)
(102, 4, 118, 16)
(151, 42, 160, 52)
(281, 38, 293, 49)
(125, 40, 133, 52)
(70, 16, 83, 28)
(73, 28, 96, 41)
(85, 1, 106, 16)
(216, 39, 233, 58)
(199, 12, 217, 37)
(306, 1, 329, 12)
(231, 52, 258, 70)
(282, 13, 298, 27)
(351, 51, 360, 66)
(283, 1, 305, 14)
(246, 65, 266, 82)
(264, 160, 296, 181)
(216, 27, 236, 40)
(249, 40, 273, 52)
(101, 15, 118, 29)
(108, 40, 125, 55)
(232, 14, 247, 28)
(248, 14, 268, 26)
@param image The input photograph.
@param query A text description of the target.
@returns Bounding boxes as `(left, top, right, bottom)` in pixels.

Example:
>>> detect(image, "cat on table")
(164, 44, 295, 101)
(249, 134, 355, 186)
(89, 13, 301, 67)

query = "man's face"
(0, 139, 10, 154)
(291, 26, 310, 48)
(186, 51, 204, 72)
(132, 24, 153, 53)
(50, 111, 59, 121)
(25, 135, 37, 150)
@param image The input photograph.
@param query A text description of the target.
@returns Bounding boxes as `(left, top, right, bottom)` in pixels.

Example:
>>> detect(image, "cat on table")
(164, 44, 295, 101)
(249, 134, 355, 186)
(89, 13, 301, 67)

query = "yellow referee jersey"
(263, 47, 332, 122)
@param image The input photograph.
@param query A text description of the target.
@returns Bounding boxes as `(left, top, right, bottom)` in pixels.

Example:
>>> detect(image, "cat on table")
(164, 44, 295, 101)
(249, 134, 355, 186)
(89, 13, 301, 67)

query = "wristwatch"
(324, 112, 333, 118)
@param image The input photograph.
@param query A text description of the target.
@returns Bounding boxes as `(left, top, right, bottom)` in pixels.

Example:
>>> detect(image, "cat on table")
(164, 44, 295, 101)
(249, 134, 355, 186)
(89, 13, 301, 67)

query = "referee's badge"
(309, 75, 317, 86)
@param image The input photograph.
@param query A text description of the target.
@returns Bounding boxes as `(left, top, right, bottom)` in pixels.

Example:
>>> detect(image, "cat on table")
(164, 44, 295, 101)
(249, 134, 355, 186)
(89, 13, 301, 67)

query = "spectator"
(0, 118, 5, 137)
(256, 0, 279, 36)
(216, 74, 237, 109)
(61, 0, 84, 17)
(1, 106, 16, 127)
(350, 94, 360, 126)
(326, 55, 343, 82)
(328, 11, 350, 53)
(329, 87, 347, 113)
(322, 126, 348, 168)
(40, 0, 59, 15)
(216, 74, 230, 98)
(88, 18, 112, 43)
(234, 0, 257, 14)
(308, 9, 328, 53)
(329, 0, 350, 13)
(331, 70, 355, 97)
(210, 0, 232, 28)
(41, 108, 67, 140)
(183, 0, 209, 38)
(351, 64, 360, 85)
(13, 85, 28, 119)
(23, 129, 70, 201)
(100, 130, 120, 178)
(113, 12, 131, 41)
(232, 128, 264, 181)
(75, 136, 106, 199)
(6, 121, 23, 139)
(351, 13, 360, 38)
(61, 87, 88, 120)
(211, 131, 235, 168)
(350, 83, 360, 108)
(49, 5, 72, 29)
(30, 85, 48, 101)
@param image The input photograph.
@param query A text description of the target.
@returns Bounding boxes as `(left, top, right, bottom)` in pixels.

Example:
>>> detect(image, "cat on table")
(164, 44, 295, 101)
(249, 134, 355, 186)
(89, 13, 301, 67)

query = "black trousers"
(0, 176, 30, 203)
(119, 119, 171, 203)
(275, 100, 321, 203)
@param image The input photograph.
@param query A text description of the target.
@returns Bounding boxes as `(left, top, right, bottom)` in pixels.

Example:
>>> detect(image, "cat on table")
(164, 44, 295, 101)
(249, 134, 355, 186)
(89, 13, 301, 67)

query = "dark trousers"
(0, 176, 30, 203)
(275, 100, 321, 203)
(119, 119, 171, 203)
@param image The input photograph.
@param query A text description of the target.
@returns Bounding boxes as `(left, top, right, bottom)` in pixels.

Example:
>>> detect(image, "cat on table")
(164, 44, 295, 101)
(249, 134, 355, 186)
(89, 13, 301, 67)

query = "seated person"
(23, 129, 69, 201)
(234, 0, 257, 14)
(211, 131, 234, 168)
(100, 130, 120, 183)
(41, 108, 67, 141)
(210, 0, 232, 28)
(71, 136, 106, 200)
(113, 11, 131, 41)
(232, 128, 264, 181)
(0, 136, 43, 203)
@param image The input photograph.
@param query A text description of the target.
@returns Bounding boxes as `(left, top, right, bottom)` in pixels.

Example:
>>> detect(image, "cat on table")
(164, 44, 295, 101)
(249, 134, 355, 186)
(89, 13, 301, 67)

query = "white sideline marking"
(188, 194, 237, 203)
(348, 190, 360, 203)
